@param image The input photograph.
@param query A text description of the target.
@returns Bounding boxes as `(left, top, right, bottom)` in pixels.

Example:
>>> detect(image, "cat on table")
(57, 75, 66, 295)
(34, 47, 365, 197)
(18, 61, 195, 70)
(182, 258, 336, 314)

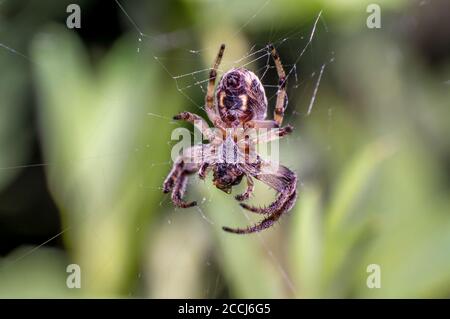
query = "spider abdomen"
(216, 68, 268, 126)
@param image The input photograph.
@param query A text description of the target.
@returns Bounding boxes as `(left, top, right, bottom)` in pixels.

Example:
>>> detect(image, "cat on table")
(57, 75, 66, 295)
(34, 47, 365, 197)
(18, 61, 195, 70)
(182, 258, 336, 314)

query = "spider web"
(114, 0, 333, 298)
(0, 0, 334, 298)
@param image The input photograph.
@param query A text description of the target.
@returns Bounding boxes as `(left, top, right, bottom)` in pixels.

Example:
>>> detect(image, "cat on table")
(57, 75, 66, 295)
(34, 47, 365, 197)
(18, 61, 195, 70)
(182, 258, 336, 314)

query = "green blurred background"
(0, 0, 449, 298)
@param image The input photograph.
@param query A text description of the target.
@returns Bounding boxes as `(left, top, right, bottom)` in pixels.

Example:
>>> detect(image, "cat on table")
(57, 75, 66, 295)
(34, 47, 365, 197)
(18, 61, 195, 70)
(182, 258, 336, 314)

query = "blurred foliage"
(32, 26, 184, 296)
(0, 0, 449, 298)
(0, 43, 29, 190)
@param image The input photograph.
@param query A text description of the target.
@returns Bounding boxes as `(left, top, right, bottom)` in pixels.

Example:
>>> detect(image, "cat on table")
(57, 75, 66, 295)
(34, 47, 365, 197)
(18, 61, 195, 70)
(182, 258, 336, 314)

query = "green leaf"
(290, 185, 323, 298)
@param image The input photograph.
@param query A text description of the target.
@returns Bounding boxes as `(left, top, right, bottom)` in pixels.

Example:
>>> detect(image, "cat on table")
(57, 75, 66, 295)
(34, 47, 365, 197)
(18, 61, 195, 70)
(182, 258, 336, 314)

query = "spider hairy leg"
(173, 111, 218, 141)
(163, 145, 211, 208)
(162, 159, 184, 193)
(205, 44, 227, 128)
(223, 189, 297, 234)
(244, 120, 280, 129)
(268, 44, 287, 126)
(172, 172, 197, 208)
(235, 175, 254, 201)
(252, 124, 293, 144)
(239, 166, 297, 215)
(198, 162, 210, 180)
(223, 162, 298, 234)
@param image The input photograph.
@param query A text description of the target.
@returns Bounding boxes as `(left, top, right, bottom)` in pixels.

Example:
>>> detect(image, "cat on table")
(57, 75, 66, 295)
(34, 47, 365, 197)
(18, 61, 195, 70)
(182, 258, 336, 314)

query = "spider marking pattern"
(163, 44, 297, 234)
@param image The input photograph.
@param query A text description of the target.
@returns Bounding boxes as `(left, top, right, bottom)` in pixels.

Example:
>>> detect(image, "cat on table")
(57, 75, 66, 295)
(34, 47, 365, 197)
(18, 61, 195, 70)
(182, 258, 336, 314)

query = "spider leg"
(222, 160, 297, 234)
(205, 44, 226, 130)
(253, 125, 293, 144)
(243, 120, 293, 141)
(163, 145, 212, 208)
(239, 163, 297, 215)
(223, 189, 297, 234)
(173, 111, 219, 142)
(244, 120, 280, 129)
(235, 175, 254, 201)
(238, 125, 293, 151)
(162, 158, 183, 193)
(269, 44, 287, 126)
(198, 162, 210, 180)
(172, 170, 197, 208)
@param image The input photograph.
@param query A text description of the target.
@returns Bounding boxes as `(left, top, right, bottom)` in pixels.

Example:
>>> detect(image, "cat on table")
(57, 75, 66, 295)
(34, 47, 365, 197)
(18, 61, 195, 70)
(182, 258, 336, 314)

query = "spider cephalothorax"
(163, 44, 297, 234)
(213, 163, 244, 194)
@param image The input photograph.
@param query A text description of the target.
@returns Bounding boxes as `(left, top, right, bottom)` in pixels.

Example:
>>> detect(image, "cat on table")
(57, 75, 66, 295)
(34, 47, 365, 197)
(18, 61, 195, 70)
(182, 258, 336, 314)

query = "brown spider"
(162, 44, 297, 234)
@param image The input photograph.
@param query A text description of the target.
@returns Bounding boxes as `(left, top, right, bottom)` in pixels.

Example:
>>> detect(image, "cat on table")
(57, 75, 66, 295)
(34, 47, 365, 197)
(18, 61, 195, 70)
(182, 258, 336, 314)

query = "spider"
(162, 44, 297, 234)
